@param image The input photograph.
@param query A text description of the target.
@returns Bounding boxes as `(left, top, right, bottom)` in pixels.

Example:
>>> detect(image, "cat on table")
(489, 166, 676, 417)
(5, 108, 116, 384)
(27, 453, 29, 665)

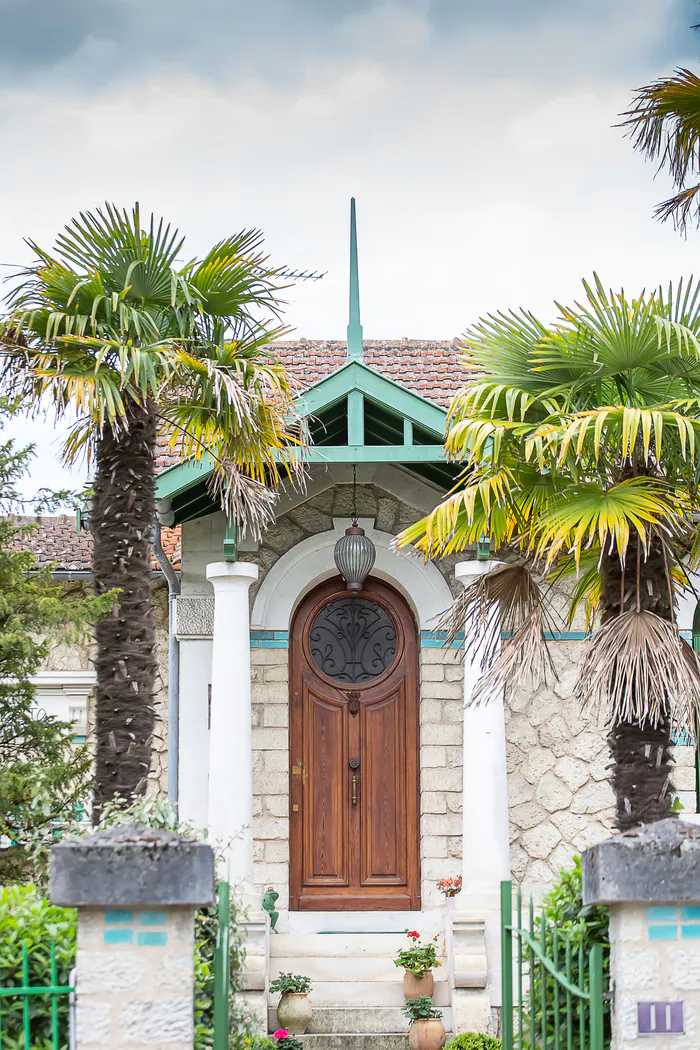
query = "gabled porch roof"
(155, 199, 458, 526)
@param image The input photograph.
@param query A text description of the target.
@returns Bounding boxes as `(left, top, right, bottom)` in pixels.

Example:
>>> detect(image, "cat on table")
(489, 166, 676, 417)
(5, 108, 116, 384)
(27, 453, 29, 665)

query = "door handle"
(350, 757, 359, 805)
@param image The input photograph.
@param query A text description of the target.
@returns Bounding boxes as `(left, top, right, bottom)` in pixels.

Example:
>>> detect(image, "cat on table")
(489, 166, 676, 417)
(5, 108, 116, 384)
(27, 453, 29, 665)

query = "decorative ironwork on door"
(309, 597, 397, 683)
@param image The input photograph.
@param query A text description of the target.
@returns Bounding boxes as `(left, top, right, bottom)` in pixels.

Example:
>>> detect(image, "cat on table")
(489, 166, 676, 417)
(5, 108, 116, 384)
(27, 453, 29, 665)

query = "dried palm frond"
(208, 462, 279, 541)
(575, 608, 700, 734)
(438, 562, 558, 704)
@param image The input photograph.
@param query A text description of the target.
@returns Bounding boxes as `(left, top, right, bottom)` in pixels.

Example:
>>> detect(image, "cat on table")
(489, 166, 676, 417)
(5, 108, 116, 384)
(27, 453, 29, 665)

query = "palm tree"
(0, 203, 312, 814)
(622, 67, 700, 232)
(398, 276, 700, 830)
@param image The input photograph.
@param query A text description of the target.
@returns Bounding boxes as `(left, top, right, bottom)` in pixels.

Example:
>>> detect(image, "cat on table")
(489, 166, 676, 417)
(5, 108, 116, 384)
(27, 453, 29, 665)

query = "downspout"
(154, 504, 181, 812)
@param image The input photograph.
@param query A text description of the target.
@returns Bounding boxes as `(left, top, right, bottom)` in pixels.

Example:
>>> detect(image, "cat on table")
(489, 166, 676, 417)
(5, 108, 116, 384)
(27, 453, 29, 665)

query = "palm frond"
(621, 69, 700, 232)
(575, 609, 700, 734)
(437, 563, 557, 703)
(207, 463, 279, 541)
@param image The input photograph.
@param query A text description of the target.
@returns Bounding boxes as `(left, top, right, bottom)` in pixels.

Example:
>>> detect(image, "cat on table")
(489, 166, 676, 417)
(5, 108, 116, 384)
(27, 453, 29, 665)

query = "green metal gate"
(500, 881, 606, 1050)
(213, 880, 231, 1050)
(0, 940, 72, 1050)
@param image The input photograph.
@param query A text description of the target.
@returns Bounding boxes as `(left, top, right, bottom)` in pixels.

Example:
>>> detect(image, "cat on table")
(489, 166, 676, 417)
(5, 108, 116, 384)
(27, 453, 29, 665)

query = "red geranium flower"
(274, 1030, 289, 1039)
(407, 930, 420, 939)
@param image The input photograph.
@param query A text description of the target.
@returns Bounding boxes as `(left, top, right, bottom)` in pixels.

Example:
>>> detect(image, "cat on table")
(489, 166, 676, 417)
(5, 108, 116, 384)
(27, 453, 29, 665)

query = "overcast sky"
(1, 0, 699, 493)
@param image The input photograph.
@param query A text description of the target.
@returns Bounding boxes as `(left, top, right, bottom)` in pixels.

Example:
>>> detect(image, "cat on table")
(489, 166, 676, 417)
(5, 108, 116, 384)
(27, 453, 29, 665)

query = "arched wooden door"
(289, 576, 420, 911)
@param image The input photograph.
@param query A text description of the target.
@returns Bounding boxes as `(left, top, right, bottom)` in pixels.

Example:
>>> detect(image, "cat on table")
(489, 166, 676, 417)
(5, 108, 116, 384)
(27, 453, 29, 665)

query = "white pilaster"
(453, 560, 511, 1018)
(206, 561, 259, 886)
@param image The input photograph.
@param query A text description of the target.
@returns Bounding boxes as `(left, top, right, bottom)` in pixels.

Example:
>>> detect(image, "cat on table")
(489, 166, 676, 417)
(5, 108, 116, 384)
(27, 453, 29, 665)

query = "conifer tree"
(0, 402, 111, 880)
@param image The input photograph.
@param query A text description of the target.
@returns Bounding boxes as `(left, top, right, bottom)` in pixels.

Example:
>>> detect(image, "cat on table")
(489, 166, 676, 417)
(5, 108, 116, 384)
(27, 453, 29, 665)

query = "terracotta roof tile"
(10, 515, 181, 572)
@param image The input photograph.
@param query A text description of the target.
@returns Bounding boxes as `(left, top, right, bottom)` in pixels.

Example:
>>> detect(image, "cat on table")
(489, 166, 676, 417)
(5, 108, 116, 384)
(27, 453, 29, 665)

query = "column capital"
(206, 561, 259, 587)
(455, 559, 503, 582)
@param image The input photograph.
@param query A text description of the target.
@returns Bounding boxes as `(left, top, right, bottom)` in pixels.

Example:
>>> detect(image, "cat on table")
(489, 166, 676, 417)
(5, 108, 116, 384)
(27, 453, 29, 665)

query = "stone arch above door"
(251, 517, 453, 631)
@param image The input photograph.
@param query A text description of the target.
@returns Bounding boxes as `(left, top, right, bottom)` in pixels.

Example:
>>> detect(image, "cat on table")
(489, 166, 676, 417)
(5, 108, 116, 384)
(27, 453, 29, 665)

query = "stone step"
(269, 1007, 453, 1035)
(270, 933, 411, 959)
(298, 1036, 409, 1050)
(270, 957, 406, 982)
(268, 980, 450, 1008)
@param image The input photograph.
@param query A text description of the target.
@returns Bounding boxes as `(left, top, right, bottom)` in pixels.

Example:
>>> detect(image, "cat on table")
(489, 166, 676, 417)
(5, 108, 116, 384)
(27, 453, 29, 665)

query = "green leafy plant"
(0, 883, 76, 1049)
(269, 973, 311, 995)
(272, 1032, 303, 1050)
(393, 930, 441, 975)
(402, 996, 443, 1022)
(522, 857, 610, 1050)
(445, 1035, 501, 1050)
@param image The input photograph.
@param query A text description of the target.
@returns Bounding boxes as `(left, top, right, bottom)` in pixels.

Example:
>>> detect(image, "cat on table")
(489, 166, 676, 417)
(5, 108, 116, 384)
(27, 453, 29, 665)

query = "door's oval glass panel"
(309, 597, 398, 682)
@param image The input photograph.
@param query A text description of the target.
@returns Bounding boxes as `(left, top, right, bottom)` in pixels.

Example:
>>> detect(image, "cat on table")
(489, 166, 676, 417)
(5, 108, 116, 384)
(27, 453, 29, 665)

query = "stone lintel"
(50, 824, 215, 907)
(583, 818, 700, 905)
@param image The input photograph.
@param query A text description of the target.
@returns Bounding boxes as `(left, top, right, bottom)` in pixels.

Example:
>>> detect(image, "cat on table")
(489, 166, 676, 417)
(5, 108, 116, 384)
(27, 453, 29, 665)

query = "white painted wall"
(177, 638, 212, 830)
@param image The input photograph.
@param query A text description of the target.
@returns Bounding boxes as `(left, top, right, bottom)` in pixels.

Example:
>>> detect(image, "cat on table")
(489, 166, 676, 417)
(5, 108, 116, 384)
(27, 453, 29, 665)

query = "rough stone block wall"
(420, 647, 464, 909)
(506, 639, 615, 901)
(506, 638, 697, 901)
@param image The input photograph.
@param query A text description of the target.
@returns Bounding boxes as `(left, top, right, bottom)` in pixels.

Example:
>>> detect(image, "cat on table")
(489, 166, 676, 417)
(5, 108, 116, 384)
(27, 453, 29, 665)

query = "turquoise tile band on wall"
(249, 629, 596, 649)
(102, 909, 169, 947)
(646, 905, 700, 941)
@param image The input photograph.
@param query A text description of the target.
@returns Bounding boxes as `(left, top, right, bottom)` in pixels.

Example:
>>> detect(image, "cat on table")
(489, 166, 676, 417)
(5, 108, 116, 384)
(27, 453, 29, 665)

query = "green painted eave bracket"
(223, 517, 237, 561)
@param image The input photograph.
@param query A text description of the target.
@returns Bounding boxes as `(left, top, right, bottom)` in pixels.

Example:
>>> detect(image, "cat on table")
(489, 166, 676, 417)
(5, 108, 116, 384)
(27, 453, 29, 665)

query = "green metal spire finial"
(347, 197, 363, 362)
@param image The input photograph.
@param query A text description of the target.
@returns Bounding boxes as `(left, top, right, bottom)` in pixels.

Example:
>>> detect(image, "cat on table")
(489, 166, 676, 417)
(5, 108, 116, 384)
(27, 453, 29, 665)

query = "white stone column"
(451, 560, 511, 1031)
(206, 561, 259, 887)
(456, 561, 511, 895)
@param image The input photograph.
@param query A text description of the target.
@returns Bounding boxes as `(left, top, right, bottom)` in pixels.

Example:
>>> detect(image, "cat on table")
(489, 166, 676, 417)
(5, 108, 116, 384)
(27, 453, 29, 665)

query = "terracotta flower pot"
(403, 969, 434, 1000)
(276, 992, 313, 1035)
(408, 1018, 446, 1050)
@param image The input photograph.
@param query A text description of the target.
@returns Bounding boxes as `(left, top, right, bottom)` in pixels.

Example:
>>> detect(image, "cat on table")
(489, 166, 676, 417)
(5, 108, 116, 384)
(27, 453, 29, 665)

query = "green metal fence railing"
(213, 880, 231, 1050)
(0, 940, 72, 1050)
(501, 880, 606, 1050)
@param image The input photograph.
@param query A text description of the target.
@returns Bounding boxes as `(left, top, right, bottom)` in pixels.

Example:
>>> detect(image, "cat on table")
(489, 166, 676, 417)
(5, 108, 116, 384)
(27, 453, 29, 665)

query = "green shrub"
(521, 856, 610, 1049)
(445, 1035, 501, 1050)
(0, 883, 76, 1049)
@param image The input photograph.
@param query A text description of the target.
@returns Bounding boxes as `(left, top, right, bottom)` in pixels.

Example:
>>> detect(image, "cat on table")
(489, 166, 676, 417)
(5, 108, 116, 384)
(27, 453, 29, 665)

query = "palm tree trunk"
(601, 534, 675, 831)
(91, 398, 158, 815)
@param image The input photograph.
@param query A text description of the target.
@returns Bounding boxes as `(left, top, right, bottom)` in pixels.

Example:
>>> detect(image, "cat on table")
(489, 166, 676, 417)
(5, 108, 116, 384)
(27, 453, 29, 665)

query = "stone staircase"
(268, 932, 452, 1050)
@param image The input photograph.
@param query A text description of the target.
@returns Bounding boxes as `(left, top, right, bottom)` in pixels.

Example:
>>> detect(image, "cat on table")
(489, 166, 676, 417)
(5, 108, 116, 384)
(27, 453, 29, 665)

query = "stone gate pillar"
(50, 824, 215, 1050)
(583, 818, 700, 1049)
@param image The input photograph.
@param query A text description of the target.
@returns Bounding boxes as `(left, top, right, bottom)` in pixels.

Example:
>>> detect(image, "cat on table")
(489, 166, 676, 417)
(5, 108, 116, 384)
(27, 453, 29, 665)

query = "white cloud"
(0, 0, 698, 488)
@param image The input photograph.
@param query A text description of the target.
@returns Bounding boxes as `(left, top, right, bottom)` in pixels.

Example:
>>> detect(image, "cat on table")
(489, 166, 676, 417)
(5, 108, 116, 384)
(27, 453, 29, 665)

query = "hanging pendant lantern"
(333, 466, 376, 592)
(334, 522, 375, 592)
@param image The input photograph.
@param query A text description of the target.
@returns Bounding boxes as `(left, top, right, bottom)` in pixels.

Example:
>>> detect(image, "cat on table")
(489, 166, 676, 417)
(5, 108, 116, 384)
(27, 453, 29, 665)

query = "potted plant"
(403, 996, 446, 1050)
(394, 930, 441, 999)
(272, 1030, 304, 1050)
(437, 875, 462, 911)
(270, 973, 313, 1034)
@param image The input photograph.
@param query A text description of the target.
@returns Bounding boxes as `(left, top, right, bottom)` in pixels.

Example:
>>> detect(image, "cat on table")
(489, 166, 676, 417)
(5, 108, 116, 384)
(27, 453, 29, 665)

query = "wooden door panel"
(303, 690, 348, 885)
(361, 691, 405, 884)
(290, 576, 420, 911)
